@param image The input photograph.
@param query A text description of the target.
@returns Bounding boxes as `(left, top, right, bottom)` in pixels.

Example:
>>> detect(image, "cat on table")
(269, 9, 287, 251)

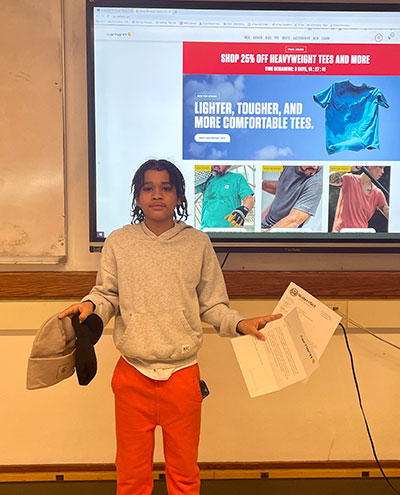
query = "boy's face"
(136, 169, 181, 228)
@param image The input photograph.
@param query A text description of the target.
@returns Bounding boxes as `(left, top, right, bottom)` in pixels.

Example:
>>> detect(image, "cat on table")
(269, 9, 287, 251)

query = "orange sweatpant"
(112, 357, 202, 495)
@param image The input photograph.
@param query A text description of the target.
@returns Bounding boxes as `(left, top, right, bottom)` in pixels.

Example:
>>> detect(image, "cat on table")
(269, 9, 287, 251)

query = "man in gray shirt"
(261, 166, 323, 230)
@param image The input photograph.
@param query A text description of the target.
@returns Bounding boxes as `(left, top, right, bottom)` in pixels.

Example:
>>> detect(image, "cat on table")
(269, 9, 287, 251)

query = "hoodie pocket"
(116, 309, 199, 361)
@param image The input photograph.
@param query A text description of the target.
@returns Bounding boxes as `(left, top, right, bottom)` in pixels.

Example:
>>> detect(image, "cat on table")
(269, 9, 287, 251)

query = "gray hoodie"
(83, 222, 243, 369)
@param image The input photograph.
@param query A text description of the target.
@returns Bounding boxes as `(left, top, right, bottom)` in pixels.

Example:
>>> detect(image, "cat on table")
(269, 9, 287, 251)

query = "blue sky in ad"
(183, 74, 400, 161)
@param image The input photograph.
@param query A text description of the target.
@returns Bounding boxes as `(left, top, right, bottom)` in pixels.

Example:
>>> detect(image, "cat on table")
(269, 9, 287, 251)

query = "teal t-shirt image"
(313, 80, 389, 155)
(200, 172, 254, 228)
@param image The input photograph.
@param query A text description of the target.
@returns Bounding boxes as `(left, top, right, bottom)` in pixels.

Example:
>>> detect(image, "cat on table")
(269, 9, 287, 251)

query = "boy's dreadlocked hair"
(130, 159, 189, 224)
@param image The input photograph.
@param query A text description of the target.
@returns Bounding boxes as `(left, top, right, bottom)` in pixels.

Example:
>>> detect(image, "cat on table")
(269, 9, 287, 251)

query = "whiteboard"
(0, 0, 65, 263)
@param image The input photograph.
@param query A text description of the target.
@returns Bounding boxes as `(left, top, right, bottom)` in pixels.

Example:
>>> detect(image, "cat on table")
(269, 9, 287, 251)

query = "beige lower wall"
(1, 299, 399, 465)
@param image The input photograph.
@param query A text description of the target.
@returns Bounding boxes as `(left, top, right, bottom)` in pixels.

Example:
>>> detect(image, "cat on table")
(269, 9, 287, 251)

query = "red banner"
(183, 42, 400, 76)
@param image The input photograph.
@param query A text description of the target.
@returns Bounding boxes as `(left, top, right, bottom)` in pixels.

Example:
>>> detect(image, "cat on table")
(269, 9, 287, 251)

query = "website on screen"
(91, 6, 400, 240)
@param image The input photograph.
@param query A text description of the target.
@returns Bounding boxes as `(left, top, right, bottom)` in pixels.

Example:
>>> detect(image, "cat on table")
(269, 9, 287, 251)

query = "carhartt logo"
(57, 365, 72, 379)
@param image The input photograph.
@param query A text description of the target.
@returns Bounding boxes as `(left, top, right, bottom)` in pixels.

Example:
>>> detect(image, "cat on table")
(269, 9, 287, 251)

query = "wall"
(1, 297, 399, 464)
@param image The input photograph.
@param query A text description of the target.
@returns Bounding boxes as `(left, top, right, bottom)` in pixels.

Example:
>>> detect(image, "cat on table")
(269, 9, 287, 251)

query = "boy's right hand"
(58, 301, 94, 323)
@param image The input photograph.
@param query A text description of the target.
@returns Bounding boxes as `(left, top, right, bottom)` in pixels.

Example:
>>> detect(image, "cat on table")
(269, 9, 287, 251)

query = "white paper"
(232, 283, 342, 397)
(232, 307, 319, 397)
(273, 282, 342, 360)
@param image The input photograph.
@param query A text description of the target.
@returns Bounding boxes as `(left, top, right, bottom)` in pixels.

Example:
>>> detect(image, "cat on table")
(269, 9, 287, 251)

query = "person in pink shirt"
(330, 166, 389, 232)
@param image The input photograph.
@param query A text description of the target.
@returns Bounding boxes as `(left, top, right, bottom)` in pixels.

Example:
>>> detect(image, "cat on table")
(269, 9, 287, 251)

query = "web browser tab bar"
(135, 8, 173, 14)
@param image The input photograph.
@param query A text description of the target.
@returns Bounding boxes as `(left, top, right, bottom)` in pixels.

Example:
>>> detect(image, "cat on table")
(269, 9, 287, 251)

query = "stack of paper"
(231, 282, 342, 398)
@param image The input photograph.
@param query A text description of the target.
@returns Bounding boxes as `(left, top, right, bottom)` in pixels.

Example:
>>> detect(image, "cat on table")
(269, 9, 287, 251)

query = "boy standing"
(60, 159, 280, 495)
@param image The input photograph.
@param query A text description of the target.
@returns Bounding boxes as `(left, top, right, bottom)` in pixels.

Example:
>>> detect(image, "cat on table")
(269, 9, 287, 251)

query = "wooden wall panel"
(1, 271, 400, 299)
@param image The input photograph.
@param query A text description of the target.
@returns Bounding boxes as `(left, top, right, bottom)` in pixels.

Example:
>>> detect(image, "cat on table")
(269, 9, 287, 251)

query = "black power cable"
(335, 310, 400, 351)
(339, 322, 400, 494)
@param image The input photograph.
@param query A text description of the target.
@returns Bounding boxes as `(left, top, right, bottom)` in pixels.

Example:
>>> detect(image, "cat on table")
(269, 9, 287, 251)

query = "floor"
(1, 478, 399, 495)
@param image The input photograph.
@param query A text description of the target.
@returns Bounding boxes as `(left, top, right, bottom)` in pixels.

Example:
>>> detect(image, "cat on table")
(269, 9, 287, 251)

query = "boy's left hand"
(236, 314, 282, 341)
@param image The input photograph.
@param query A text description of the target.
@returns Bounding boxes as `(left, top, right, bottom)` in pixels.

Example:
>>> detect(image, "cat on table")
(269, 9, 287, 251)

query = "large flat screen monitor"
(87, 1, 400, 252)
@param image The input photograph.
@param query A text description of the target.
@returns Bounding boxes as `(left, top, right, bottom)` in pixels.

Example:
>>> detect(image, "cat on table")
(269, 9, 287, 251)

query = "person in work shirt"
(330, 165, 389, 232)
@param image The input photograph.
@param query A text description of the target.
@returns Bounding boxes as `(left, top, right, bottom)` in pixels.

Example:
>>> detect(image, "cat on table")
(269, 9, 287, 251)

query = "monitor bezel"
(86, 0, 400, 253)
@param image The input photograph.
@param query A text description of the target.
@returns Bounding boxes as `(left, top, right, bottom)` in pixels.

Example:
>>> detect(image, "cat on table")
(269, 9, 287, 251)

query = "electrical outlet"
(323, 301, 347, 319)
